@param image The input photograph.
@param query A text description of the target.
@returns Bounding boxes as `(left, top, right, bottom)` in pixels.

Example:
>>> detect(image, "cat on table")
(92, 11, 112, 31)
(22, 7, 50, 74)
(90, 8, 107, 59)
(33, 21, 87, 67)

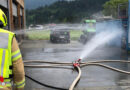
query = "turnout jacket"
(0, 29, 25, 90)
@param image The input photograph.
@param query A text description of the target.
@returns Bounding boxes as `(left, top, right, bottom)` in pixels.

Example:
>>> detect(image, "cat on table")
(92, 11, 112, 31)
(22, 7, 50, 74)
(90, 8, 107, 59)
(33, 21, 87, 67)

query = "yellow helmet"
(0, 9, 7, 27)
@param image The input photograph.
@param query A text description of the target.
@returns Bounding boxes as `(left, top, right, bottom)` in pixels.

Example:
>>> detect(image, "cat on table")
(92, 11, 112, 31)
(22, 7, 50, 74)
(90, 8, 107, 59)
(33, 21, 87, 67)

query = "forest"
(26, 0, 128, 25)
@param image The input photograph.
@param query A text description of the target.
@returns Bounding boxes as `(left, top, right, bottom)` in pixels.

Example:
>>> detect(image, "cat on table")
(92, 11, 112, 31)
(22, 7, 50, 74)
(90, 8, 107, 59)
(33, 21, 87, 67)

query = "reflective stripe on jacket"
(15, 78, 25, 88)
(12, 49, 22, 62)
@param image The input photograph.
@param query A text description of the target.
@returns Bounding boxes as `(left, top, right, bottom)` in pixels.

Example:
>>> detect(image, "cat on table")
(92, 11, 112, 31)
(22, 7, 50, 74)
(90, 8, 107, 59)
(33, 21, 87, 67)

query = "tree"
(103, 0, 128, 18)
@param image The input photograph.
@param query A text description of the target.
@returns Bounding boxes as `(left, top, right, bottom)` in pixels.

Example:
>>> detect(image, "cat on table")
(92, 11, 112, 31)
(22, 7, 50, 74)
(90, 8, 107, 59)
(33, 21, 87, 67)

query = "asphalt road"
(20, 40, 130, 90)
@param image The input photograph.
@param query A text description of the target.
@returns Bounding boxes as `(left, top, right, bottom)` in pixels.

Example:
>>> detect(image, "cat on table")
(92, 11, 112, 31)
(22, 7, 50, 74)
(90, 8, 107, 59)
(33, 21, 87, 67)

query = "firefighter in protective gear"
(0, 9, 25, 90)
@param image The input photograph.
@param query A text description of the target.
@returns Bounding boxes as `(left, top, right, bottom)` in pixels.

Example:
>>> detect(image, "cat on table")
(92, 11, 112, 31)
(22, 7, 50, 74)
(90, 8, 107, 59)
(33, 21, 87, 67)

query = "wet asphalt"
(20, 40, 130, 90)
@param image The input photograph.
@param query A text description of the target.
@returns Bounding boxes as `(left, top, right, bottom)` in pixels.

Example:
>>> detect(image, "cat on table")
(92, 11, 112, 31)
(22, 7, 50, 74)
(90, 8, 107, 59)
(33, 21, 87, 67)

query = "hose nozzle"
(73, 59, 81, 67)
(77, 59, 81, 62)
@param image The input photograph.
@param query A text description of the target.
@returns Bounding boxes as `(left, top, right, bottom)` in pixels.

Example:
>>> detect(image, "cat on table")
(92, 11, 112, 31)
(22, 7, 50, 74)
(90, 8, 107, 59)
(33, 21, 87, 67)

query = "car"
(29, 24, 43, 30)
(50, 30, 70, 43)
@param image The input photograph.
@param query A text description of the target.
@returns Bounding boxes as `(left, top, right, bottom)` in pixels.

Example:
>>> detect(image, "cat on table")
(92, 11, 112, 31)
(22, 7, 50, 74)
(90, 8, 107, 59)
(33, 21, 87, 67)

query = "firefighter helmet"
(0, 9, 7, 27)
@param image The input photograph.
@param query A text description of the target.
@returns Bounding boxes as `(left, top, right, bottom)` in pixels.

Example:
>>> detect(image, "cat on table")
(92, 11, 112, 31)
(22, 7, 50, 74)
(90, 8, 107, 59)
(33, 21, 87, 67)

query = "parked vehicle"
(79, 19, 96, 44)
(50, 30, 70, 43)
(29, 24, 43, 30)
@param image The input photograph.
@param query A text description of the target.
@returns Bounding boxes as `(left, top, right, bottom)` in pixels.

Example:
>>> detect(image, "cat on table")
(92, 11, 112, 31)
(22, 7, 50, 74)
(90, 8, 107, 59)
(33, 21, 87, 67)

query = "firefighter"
(0, 9, 25, 90)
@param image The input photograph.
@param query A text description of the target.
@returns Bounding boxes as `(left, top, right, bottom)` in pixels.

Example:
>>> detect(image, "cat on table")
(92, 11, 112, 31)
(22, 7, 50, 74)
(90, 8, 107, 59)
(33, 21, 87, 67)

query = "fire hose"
(24, 60, 130, 90)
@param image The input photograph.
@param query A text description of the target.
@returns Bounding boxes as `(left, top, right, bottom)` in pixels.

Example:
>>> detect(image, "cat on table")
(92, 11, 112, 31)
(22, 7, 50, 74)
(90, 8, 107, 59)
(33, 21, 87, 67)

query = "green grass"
(26, 30, 83, 40)
(26, 30, 50, 40)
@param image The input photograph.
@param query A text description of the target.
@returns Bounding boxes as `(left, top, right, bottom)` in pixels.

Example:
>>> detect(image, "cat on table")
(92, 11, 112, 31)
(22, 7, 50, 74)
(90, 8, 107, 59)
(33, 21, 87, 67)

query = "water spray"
(79, 30, 123, 60)
(76, 58, 81, 62)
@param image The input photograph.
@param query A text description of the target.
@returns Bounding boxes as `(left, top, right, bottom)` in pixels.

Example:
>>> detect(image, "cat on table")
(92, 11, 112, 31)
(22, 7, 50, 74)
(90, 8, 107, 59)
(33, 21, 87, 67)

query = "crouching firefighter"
(0, 9, 25, 90)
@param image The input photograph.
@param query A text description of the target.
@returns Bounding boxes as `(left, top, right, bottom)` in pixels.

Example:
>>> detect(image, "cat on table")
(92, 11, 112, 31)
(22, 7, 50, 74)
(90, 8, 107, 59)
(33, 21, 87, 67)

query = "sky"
(25, 0, 75, 10)
(25, 0, 58, 10)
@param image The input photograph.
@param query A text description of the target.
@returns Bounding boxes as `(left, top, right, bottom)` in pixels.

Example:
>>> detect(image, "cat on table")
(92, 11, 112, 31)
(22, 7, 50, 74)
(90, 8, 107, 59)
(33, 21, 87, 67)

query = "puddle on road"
(43, 48, 82, 53)
(22, 48, 82, 53)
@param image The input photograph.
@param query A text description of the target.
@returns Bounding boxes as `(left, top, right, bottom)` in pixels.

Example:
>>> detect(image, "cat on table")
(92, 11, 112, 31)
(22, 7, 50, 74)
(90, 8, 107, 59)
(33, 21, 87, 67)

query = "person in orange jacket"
(0, 9, 25, 90)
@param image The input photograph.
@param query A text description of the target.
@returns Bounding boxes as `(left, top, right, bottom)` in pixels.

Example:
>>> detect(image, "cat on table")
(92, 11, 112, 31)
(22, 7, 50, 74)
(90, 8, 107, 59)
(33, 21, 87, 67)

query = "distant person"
(0, 9, 25, 90)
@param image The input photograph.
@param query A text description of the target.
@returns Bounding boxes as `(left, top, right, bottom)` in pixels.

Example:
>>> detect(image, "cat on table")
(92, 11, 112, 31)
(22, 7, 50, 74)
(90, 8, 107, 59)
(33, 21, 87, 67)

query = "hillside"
(26, 0, 109, 25)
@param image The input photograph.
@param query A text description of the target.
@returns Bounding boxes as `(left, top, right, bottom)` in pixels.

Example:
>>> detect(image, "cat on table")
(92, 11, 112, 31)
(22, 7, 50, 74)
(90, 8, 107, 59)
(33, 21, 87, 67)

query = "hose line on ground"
(25, 74, 68, 90)
(81, 63, 130, 74)
(24, 60, 130, 65)
(69, 66, 81, 90)
(24, 64, 72, 67)
(86, 60, 130, 64)
(24, 60, 72, 64)
(24, 60, 130, 90)
(24, 64, 73, 70)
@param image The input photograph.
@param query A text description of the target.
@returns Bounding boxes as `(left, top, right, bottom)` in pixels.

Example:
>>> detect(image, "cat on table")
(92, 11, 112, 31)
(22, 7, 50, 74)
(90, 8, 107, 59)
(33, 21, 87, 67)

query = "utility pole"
(8, 0, 14, 31)
(128, 0, 130, 50)
(7, 0, 10, 30)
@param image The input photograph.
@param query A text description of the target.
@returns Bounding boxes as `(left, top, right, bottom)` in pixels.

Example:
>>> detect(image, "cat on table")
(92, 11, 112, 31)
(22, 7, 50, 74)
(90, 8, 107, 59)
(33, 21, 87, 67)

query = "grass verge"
(26, 30, 82, 40)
